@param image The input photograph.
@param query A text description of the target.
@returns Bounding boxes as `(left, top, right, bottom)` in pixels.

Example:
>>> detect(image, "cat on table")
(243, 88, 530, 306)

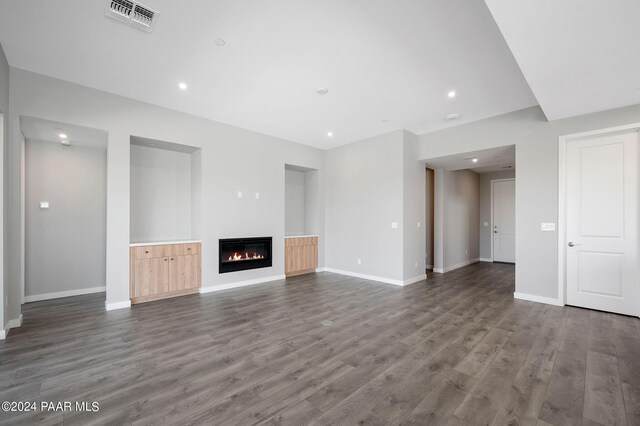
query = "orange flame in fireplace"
(228, 252, 265, 261)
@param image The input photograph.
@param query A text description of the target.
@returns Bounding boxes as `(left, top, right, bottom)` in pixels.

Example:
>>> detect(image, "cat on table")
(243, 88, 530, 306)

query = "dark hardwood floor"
(1, 263, 640, 425)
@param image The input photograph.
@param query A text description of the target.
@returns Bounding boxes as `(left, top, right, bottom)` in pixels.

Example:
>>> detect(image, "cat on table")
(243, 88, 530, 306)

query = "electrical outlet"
(415, 261, 418, 268)
(357, 258, 362, 265)
(391, 222, 398, 229)
(417, 222, 421, 228)
(465, 249, 468, 256)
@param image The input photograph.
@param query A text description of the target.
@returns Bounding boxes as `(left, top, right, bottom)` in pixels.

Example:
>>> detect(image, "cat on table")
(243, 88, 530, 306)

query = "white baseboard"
(324, 268, 404, 286)
(513, 292, 563, 307)
(0, 314, 23, 340)
(200, 274, 286, 294)
(479, 258, 493, 263)
(433, 259, 480, 274)
(425, 264, 434, 269)
(315, 267, 326, 272)
(105, 300, 131, 311)
(24, 286, 106, 303)
(403, 274, 427, 286)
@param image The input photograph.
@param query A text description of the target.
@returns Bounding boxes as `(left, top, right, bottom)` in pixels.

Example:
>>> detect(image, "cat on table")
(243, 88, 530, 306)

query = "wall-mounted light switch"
(357, 258, 362, 265)
(391, 222, 398, 229)
(40, 201, 49, 209)
(237, 191, 243, 199)
(483, 221, 489, 227)
(541, 223, 556, 231)
(417, 222, 421, 228)
(255, 193, 260, 199)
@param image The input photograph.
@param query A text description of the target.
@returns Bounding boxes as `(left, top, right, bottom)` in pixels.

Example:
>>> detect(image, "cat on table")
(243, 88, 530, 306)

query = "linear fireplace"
(219, 237, 272, 273)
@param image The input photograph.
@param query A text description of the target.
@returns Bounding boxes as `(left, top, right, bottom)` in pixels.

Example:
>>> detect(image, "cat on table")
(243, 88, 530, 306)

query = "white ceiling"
(425, 145, 515, 174)
(0, 0, 537, 149)
(485, 0, 640, 121)
(21, 116, 108, 148)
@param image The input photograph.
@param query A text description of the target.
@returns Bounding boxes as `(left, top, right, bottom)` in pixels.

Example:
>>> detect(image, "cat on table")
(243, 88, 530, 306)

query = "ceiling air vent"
(105, 0, 158, 33)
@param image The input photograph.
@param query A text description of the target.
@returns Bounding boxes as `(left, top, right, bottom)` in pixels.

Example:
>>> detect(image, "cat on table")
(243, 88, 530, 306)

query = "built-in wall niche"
(130, 136, 202, 243)
(285, 164, 320, 236)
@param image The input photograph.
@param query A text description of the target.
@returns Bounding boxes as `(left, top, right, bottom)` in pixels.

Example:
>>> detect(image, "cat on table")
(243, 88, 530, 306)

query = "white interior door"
(493, 179, 516, 263)
(565, 130, 639, 316)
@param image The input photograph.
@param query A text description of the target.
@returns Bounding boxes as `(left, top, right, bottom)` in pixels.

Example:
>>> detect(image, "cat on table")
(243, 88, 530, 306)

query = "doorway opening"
(20, 116, 108, 303)
(425, 145, 516, 273)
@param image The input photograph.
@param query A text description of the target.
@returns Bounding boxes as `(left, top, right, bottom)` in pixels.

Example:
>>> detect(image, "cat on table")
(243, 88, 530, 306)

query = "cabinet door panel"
(169, 255, 200, 291)
(134, 257, 169, 296)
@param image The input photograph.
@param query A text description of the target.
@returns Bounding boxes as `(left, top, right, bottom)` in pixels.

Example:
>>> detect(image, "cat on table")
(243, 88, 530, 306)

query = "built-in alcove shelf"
(129, 136, 203, 304)
(129, 136, 202, 244)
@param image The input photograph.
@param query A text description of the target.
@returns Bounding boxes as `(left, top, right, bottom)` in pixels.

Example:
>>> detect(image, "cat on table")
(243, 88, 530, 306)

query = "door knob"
(494, 230, 498, 233)
(567, 242, 582, 247)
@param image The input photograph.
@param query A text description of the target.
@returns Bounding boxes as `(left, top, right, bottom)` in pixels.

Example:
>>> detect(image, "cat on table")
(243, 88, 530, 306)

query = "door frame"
(490, 178, 515, 263)
(558, 122, 640, 309)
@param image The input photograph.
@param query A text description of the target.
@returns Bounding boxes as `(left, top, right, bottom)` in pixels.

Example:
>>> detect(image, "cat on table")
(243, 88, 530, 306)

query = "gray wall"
(402, 131, 426, 280)
(325, 130, 404, 281)
(285, 169, 305, 235)
(0, 43, 8, 328)
(190, 149, 202, 240)
(25, 140, 107, 297)
(442, 169, 480, 270)
(8, 68, 325, 310)
(304, 170, 321, 236)
(479, 170, 515, 260)
(418, 105, 640, 299)
(130, 145, 193, 243)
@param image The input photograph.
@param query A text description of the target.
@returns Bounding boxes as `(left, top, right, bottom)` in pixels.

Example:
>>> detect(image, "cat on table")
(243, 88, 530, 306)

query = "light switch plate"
(237, 191, 243, 199)
(541, 222, 556, 231)
(40, 201, 49, 209)
(417, 221, 421, 228)
(255, 192, 260, 199)
(483, 221, 489, 227)
(391, 222, 398, 229)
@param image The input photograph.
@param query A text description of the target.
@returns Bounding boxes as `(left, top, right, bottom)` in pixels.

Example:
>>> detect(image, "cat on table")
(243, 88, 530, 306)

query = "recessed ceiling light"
(58, 133, 68, 139)
(447, 90, 456, 98)
(445, 113, 460, 121)
(472, 158, 478, 163)
(215, 38, 226, 47)
(178, 82, 188, 90)
(327, 131, 333, 137)
(316, 88, 329, 95)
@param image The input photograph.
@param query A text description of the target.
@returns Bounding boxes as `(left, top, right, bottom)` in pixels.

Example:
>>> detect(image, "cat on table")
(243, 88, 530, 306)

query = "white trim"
(315, 267, 326, 272)
(432, 258, 480, 274)
(514, 292, 562, 307)
(324, 268, 404, 286)
(403, 274, 427, 286)
(558, 122, 640, 310)
(425, 264, 434, 269)
(24, 286, 105, 303)
(0, 314, 23, 340)
(491, 178, 515, 263)
(105, 300, 131, 311)
(323, 268, 426, 287)
(479, 258, 493, 263)
(199, 275, 286, 294)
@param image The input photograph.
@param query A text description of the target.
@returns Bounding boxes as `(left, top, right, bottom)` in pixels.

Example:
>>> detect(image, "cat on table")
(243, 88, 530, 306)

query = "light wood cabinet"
(130, 242, 201, 304)
(285, 236, 318, 277)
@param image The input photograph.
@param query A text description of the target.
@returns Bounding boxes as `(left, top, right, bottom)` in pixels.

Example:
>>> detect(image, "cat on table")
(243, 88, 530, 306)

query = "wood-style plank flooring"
(1, 263, 640, 425)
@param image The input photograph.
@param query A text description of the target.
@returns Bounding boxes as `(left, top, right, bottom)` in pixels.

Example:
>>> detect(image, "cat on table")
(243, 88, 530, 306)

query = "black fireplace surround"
(219, 237, 272, 273)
